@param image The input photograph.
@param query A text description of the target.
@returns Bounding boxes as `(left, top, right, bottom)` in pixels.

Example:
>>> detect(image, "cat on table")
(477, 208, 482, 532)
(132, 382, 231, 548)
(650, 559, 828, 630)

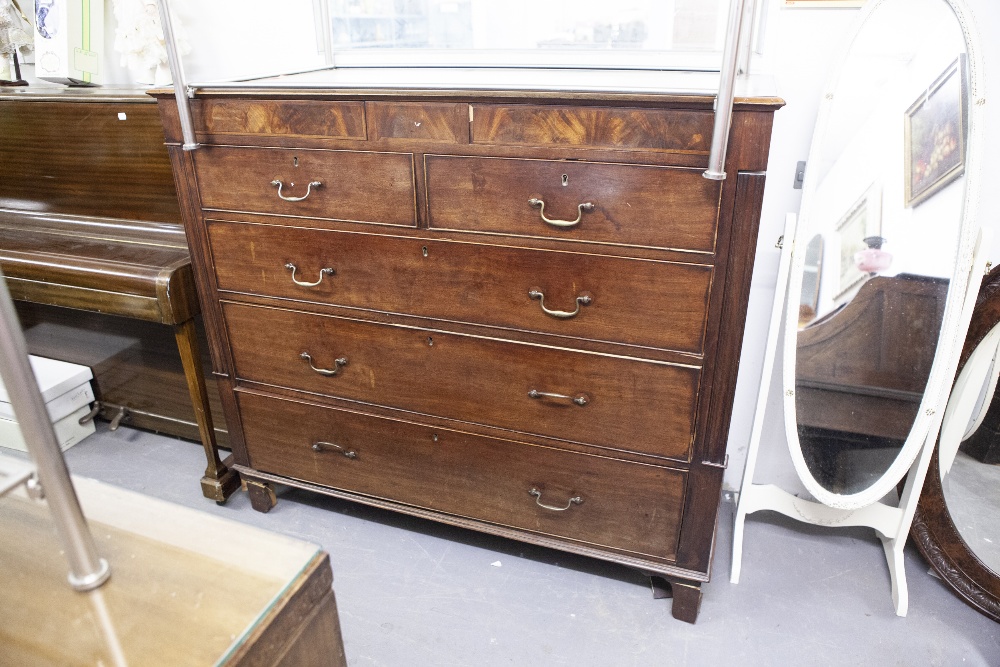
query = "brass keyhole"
(293, 156, 299, 167)
(422, 246, 429, 257)
(432, 434, 439, 442)
(561, 174, 569, 187)
(427, 336, 434, 346)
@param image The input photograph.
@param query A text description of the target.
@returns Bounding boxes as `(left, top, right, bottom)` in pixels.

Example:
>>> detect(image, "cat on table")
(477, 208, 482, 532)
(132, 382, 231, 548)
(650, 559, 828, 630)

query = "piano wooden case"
(0, 89, 235, 501)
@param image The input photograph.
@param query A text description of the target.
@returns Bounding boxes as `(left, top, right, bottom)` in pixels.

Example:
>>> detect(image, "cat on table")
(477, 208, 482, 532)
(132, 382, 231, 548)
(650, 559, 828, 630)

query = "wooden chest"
(155, 88, 781, 622)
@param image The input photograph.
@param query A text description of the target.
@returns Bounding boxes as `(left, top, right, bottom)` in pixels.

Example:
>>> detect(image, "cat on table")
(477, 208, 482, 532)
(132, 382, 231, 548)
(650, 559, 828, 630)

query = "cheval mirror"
(732, 0, 987, 616)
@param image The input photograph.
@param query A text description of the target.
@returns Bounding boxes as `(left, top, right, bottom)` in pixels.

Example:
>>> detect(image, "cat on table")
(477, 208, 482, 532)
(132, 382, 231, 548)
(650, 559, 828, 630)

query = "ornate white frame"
(782, 0, 985, 511)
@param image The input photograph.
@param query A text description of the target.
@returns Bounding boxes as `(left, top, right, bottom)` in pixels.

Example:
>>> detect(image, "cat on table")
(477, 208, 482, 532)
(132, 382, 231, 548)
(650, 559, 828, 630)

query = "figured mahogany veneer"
(196, 99, 367, 139)
(155, 87, 781, 623)
(368, 102, 470, 143)
(469, 104, 714, 153)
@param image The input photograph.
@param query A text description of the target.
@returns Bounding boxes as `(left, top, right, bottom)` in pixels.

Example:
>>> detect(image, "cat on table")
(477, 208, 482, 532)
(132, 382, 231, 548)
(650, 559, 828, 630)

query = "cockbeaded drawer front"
(207, 221, 713, 355)
(194, 146, 417, 226)
(223, 301, 700, 461)
(425, 155, 720, 251)
(238, 391, 687, 561)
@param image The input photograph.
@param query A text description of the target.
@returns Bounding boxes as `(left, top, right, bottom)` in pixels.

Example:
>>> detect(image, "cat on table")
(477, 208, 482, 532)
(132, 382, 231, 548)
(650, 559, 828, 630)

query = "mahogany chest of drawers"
(155, 87, 781, 623)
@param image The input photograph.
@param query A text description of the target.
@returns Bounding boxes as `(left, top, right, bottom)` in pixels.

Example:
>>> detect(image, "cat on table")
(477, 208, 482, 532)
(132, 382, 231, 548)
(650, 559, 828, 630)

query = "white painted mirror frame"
(732, 0, 988, 616)
(782, 0, 986, 511)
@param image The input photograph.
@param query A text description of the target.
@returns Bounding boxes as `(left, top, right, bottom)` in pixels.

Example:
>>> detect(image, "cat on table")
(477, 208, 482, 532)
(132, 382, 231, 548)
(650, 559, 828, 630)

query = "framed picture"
(904, 56, 968, 207)
(835, 183, 882, 300)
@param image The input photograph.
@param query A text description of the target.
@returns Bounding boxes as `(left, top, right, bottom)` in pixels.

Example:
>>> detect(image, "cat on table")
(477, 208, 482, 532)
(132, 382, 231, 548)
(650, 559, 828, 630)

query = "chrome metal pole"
(704, 0, 749, 181)
(157, 0, 199, 151)
(0, 268, 110, 591)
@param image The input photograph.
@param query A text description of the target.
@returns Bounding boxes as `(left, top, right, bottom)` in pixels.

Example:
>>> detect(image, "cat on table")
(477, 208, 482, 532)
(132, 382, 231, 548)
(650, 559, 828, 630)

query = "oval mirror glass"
(785, 0, 981, 507)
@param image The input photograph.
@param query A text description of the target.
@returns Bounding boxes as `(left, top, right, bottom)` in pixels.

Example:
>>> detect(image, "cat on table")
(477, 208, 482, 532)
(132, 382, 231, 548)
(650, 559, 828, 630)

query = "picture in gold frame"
(904, 56, 968, 207)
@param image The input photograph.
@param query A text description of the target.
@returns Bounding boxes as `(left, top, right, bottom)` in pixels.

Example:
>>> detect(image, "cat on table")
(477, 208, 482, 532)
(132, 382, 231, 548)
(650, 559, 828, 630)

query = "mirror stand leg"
(731, 501, 748, 584)
(881, 535, 908, 616)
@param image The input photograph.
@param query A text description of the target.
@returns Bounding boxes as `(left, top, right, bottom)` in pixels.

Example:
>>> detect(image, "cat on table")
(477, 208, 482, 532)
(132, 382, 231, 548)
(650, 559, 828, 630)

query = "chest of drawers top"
(153, 88, 781, 153)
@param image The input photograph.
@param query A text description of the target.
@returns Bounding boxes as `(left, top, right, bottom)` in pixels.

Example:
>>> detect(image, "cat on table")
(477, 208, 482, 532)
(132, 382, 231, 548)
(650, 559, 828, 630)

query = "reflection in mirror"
(943, 335, 1000, 574)
(798, 234, 824, 327)
(793, 0, 970, 496)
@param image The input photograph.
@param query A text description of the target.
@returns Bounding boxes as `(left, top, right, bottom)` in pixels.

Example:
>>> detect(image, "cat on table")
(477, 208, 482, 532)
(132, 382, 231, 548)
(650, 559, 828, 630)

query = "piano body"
(0, 87, 236, 501)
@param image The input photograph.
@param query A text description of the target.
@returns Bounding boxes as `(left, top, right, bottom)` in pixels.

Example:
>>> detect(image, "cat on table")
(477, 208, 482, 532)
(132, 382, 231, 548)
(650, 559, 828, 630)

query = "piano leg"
(174, 318, 240, 503)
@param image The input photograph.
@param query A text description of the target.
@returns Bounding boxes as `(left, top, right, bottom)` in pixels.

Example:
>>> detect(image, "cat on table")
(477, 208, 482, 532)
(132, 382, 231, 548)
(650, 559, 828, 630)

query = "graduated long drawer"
(238, 391, 687, 561)
(208, 221, 712, 355)
(223, 302, 700, 460)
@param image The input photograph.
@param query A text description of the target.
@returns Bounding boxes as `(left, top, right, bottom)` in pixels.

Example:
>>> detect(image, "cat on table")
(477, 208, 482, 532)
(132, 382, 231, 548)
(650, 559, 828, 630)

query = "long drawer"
(425, 155, 720, 251)
(194, 146, 417, 226)
(208, 221, 712, 354)
(223, 302, 700, 460)
(238, 391, 686, 561)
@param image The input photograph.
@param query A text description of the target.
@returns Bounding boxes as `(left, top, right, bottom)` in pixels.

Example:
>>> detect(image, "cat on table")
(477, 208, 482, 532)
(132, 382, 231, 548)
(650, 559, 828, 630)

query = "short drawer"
(208, 221, 712, 354)
(223, 302, 700, 460)
(367, 102, 468, 143)
(195, 99, 366, 139)
(238, 391, 686, 561)
(470, 104, 714, 154)
(194, 146, 416, 226)
(425, 155, 720, 251)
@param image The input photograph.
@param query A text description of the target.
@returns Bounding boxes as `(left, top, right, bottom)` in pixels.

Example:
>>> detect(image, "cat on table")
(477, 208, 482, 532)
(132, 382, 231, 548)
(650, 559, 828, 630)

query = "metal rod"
(157, 0, 199, 151)
(314, 0, 335, 67)
(704, 0, 749, 181)
(0, 268, 110, 591)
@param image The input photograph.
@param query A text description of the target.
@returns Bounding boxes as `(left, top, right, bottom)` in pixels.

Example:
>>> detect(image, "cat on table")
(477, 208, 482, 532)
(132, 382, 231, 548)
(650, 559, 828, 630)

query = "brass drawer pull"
(311, 441, 357, 459)
(529, 488, 583, 512)
(299, 352, 348, 376)
(285, 263, 335, 287)
(528, 198, 594, 228)
(528, 289, 592, 319)
(528, 389, 589, 406)
(271, 179, 322, 202)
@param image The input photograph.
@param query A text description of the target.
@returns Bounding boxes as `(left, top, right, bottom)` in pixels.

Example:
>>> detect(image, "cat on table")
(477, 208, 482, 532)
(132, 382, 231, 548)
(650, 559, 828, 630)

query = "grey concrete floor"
(55, 424, 1000, 666)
